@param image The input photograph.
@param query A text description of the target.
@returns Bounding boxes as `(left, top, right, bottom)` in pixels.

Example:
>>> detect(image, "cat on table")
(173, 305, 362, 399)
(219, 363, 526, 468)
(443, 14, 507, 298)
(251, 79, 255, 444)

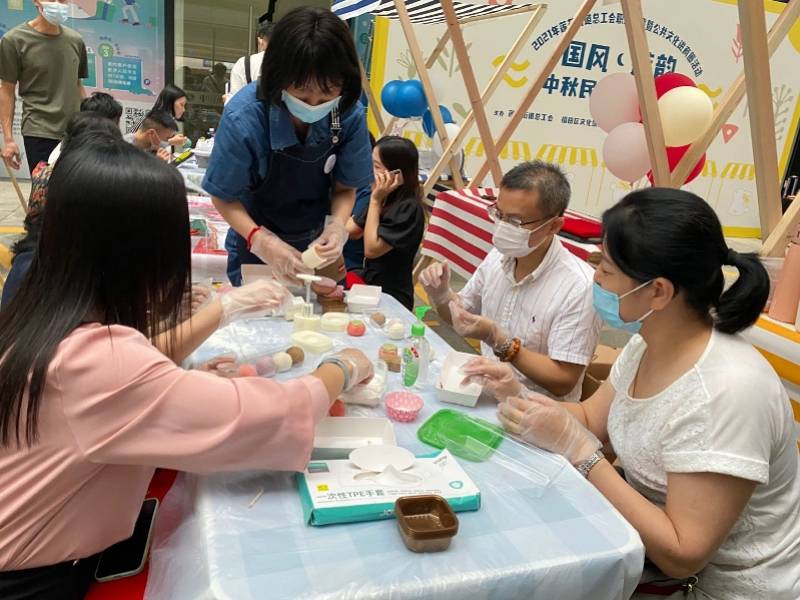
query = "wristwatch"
(318, 356, 353, 391)
(575, 450, 605, 478)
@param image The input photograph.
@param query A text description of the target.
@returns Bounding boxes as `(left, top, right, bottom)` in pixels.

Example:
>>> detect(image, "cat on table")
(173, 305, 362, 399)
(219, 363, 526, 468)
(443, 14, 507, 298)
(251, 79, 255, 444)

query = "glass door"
(173, 1, 345, 143)
(174, 0, 267, 142)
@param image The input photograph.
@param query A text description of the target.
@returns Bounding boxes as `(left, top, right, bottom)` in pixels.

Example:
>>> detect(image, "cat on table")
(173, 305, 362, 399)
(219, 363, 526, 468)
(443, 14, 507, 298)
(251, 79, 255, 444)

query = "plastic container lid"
(417, 409, 505, 462)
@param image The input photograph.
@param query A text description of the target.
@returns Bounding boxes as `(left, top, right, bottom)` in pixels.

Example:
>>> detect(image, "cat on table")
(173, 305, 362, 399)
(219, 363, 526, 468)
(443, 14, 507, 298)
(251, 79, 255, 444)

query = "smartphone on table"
(94, 497, 159, 582)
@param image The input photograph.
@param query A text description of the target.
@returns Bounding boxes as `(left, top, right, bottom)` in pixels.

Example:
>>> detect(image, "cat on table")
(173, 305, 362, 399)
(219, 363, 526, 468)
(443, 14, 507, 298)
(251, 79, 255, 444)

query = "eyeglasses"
(487, 203, 553, 228)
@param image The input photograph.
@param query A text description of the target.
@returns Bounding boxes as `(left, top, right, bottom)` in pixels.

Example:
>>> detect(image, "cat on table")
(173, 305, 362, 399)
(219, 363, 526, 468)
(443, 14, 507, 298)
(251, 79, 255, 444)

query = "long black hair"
(260, 6, 362, 114)
(152, 83, 187, 120)
(0, 140, 190, 447)
(12, 114, 123, 257)
(375, 136, 421, 207)
(602, 188, 769, 335)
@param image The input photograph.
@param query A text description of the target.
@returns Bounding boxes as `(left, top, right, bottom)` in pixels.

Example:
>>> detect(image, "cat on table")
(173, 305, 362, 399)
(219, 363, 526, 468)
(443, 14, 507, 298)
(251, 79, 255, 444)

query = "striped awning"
(332, 0, 537, 24)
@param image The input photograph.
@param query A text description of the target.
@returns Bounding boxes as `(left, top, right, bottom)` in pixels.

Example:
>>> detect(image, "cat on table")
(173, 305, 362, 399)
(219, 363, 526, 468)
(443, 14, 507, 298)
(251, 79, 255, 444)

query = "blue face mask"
(41, 2, 70, 25)
(281, 90, 340, 124)
(592, 280, 654, 334)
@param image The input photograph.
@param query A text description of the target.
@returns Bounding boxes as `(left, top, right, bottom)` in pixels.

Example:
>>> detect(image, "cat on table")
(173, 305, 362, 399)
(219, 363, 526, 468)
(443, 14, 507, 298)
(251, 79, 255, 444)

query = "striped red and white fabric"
(420, 187, 601, 280)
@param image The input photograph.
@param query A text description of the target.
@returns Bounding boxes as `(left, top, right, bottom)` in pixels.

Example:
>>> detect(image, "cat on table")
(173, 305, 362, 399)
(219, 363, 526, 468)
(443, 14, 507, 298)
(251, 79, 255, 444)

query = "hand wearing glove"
(448, 300, 508, 347)
(249, 227, 310, 285)
(418, 261, 454, 306)
(310, 218, 348, 268)
(328, 348, 374, 391)
(189, 283, 213, 314)
(461, 356, 522, 402)
(219, 279, 291, 327)
(198, 355, 239, 378)
(498, 394, 601, 465)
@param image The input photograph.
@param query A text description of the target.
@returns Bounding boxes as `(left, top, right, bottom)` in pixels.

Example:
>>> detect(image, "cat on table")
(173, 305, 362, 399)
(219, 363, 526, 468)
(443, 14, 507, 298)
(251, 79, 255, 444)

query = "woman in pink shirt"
(0, 137, 372, 599)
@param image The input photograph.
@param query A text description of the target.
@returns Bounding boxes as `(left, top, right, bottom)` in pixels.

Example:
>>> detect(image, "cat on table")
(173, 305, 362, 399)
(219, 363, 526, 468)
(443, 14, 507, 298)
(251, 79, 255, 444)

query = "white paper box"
(436, 351, 482, 407)
(312, 417, 396, 460)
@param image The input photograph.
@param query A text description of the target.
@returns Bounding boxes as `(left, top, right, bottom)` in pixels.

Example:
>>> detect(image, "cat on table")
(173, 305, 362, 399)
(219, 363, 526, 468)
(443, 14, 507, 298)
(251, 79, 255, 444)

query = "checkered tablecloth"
(145, 295, 643, 600)
(421, 187, 602, 280)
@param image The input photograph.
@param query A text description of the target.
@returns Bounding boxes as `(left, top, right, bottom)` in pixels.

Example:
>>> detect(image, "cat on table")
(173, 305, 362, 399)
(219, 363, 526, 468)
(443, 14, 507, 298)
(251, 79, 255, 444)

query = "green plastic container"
(417, 409, 505, 462)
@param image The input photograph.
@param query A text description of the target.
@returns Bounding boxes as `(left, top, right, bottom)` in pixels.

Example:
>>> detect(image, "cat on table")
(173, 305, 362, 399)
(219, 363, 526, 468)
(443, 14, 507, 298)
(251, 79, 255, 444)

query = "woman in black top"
(347, 136, 424, 310)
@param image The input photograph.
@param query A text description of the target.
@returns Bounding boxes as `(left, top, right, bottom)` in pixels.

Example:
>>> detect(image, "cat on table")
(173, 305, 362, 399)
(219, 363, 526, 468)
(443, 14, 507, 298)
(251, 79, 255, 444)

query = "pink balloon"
(603, 122, 651, 182)
(589, 73, 640, 133)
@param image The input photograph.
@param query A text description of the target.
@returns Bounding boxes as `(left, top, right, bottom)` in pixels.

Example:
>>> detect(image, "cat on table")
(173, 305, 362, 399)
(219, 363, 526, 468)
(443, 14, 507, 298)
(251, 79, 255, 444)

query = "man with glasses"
(420, 160, 600, 402)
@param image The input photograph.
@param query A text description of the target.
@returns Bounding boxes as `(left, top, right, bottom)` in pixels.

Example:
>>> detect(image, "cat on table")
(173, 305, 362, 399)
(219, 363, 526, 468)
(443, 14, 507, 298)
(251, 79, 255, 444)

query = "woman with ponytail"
(493, 189, 800, 598)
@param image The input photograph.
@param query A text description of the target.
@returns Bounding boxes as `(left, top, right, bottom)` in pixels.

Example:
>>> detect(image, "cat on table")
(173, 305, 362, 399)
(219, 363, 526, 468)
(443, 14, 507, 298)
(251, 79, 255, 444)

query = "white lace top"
(607, 331, 800, 599)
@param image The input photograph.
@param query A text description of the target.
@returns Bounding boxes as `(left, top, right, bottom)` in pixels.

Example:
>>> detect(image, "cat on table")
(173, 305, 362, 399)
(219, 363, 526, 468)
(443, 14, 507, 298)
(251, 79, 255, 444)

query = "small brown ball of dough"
(370, 312, 386, 327)
(286, 346, 305, 366)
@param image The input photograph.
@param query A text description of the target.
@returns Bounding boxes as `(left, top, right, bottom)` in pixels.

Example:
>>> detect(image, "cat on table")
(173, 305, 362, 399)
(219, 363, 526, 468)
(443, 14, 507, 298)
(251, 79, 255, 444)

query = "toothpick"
(248, 487, 265, 508)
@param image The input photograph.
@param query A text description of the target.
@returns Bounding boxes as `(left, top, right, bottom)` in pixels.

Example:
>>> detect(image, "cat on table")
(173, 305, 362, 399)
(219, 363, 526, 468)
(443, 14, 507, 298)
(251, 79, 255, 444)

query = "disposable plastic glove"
(249, 227, 310, 285)
(448, 300, 507, 347)
(310, 217, 348, 268)
(460, 356, 522, 402)
(189, 283, 213, 314)
(497, 394, 601, 465)
(328, 348, 374, 391)
(219, 279, 291, 327)
(418, 261, 453, 306)
(198, 355, 239, 378)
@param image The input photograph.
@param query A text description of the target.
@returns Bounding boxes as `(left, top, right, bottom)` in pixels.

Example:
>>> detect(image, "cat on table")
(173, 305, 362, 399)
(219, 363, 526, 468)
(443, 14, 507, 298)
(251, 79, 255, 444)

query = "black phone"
(94, 497, 159, 582)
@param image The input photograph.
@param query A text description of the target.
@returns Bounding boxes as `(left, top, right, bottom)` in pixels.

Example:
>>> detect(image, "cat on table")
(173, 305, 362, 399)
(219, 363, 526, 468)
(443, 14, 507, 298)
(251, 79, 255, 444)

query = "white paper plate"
(349, 445, 415, 473)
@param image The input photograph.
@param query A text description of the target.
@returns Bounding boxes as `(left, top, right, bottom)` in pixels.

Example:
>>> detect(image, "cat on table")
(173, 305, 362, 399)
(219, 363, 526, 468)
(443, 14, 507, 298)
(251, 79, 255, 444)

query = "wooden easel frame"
(465, 0, 800, 257)
(365, 2, 548, 191)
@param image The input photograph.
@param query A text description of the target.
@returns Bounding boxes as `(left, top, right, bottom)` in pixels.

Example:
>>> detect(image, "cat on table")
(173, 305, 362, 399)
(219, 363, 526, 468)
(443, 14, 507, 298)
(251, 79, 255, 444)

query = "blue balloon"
(381, 80, 406, 118)
(397, 80, 428, 118)
(422, 105, 454, 137)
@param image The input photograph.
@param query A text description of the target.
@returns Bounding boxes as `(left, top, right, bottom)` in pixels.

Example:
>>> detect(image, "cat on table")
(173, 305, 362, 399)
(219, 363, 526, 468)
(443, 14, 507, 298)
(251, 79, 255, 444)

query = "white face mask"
(281, 90, 341, 124)
(41, 2, 70, 25)
(492, 218, 554, 258)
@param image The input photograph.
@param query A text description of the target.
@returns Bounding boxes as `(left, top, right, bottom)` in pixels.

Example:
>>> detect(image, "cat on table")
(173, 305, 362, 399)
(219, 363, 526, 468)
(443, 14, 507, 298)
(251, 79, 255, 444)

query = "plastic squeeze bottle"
(768, 227, 800, 324)
(403, 306, 432, 389)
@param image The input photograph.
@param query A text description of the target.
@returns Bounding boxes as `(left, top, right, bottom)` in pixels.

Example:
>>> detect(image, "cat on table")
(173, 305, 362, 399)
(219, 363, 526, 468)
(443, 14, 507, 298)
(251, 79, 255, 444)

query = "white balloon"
(602, 122, 651, 182)
(429, 122, 464, 179)
(589, 73, 641, 133)
(432, 122, 462, 156)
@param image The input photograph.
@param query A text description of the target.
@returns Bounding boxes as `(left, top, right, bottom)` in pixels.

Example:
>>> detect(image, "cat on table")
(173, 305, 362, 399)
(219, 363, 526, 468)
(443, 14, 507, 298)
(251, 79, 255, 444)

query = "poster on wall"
(370, 0, 800, 238)
(0, 0, 165, 178)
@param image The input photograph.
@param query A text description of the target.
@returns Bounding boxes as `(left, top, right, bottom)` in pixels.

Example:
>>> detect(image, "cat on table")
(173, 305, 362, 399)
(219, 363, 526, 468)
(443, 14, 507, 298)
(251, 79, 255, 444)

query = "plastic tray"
(417, 409, 505, 462)
(290, 331, 333, 354)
